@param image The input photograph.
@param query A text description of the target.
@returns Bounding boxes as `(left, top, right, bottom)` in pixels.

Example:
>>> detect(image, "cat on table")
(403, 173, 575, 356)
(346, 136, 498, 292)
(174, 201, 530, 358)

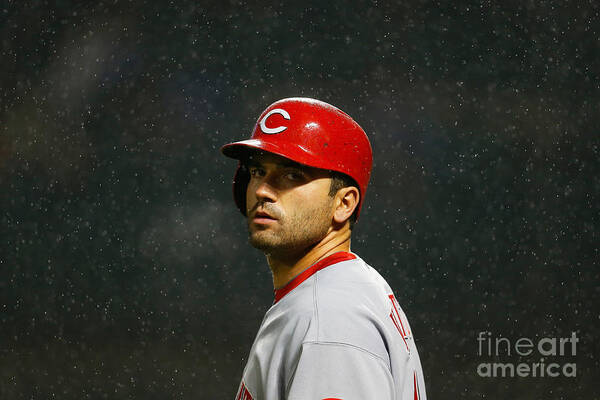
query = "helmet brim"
(222, 139, 287, 161)
(222, 139, 335, 174)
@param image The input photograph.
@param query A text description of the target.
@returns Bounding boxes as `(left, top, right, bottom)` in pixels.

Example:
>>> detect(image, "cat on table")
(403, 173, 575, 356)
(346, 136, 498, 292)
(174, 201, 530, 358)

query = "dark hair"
(328, 171, 359, 229)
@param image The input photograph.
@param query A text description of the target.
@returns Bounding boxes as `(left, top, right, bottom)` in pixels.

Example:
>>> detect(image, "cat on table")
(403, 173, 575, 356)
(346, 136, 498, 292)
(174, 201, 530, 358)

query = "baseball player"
(221, 98, 426, 400)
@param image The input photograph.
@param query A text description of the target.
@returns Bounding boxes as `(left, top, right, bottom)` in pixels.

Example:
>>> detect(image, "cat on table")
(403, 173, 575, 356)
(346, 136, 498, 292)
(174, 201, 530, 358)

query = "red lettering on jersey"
(235, 382, 254, 400)
(390, 310, 409, 351)
(388, 294, 411, 352)
(413, 371, 420, 400)
(388, 294, 411, 336)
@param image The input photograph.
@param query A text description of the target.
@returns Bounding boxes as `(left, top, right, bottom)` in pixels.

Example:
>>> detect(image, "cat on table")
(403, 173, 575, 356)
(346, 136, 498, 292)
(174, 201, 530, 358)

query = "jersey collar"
(273, 251, 356, 303)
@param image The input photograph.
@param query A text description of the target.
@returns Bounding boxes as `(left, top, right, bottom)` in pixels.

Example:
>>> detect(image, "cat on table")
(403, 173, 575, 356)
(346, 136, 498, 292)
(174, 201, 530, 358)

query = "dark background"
(1, 1, 598, 399)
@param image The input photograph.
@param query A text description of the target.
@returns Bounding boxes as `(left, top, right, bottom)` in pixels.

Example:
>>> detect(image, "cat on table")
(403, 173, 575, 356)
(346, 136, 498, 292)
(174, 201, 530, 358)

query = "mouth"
(251, 210, 278, 225)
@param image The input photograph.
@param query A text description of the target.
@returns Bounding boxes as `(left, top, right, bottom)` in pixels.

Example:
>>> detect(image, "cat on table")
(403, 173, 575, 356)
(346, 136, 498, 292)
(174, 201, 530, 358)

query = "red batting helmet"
(221, 97, 373, 219)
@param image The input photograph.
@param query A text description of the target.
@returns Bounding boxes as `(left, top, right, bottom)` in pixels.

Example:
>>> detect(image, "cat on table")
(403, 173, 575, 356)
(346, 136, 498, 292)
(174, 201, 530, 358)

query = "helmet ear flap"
(233, 162, 250, 216)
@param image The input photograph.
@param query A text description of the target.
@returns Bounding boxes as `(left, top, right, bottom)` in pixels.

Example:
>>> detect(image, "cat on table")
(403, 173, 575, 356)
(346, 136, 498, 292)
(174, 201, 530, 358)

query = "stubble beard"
(248, 201, 332, 258)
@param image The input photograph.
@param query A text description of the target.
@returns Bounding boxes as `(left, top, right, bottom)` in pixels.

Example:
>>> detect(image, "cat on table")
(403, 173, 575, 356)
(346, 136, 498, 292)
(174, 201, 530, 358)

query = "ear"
(332, 186, 360, 225)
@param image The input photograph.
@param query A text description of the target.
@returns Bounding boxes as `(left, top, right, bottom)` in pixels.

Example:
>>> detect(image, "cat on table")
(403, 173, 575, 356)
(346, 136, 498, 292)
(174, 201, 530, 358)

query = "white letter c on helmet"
(259, 108, 290, 134)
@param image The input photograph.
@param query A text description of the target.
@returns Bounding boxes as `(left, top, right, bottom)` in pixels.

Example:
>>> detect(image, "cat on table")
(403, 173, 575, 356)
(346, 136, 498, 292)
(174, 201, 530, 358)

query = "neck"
(266, 227, 352, 289)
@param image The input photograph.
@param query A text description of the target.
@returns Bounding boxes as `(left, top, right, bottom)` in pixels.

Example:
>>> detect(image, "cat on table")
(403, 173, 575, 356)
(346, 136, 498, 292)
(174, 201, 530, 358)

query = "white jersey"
(234, 252, 426, 400)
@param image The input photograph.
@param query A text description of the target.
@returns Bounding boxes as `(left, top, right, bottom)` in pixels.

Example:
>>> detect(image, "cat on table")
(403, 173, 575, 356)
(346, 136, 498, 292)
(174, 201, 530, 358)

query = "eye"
(285, 171, 304, 181)
(248, 166, 265, 177)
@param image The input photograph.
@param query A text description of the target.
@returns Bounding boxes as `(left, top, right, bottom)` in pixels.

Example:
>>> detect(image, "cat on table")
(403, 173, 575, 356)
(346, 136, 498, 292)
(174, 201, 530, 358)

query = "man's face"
(245, 152, 335, 257)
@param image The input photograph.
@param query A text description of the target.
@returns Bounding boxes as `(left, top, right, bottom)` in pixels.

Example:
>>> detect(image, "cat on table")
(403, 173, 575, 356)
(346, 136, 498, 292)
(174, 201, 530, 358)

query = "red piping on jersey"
(273, 252, 356, 303)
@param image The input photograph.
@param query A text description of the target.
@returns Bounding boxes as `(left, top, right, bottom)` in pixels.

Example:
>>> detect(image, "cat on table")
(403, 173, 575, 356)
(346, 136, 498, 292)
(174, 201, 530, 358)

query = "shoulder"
(273, 255, 389, 317)
(269, 255, 398, 362)
(311, 255, 394, 363)
(315, 255, 392, 309)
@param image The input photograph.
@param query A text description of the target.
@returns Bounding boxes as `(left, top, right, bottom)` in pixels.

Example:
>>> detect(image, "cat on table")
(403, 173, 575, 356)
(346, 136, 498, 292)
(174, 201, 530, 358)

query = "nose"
(253, 177, 278, 203)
